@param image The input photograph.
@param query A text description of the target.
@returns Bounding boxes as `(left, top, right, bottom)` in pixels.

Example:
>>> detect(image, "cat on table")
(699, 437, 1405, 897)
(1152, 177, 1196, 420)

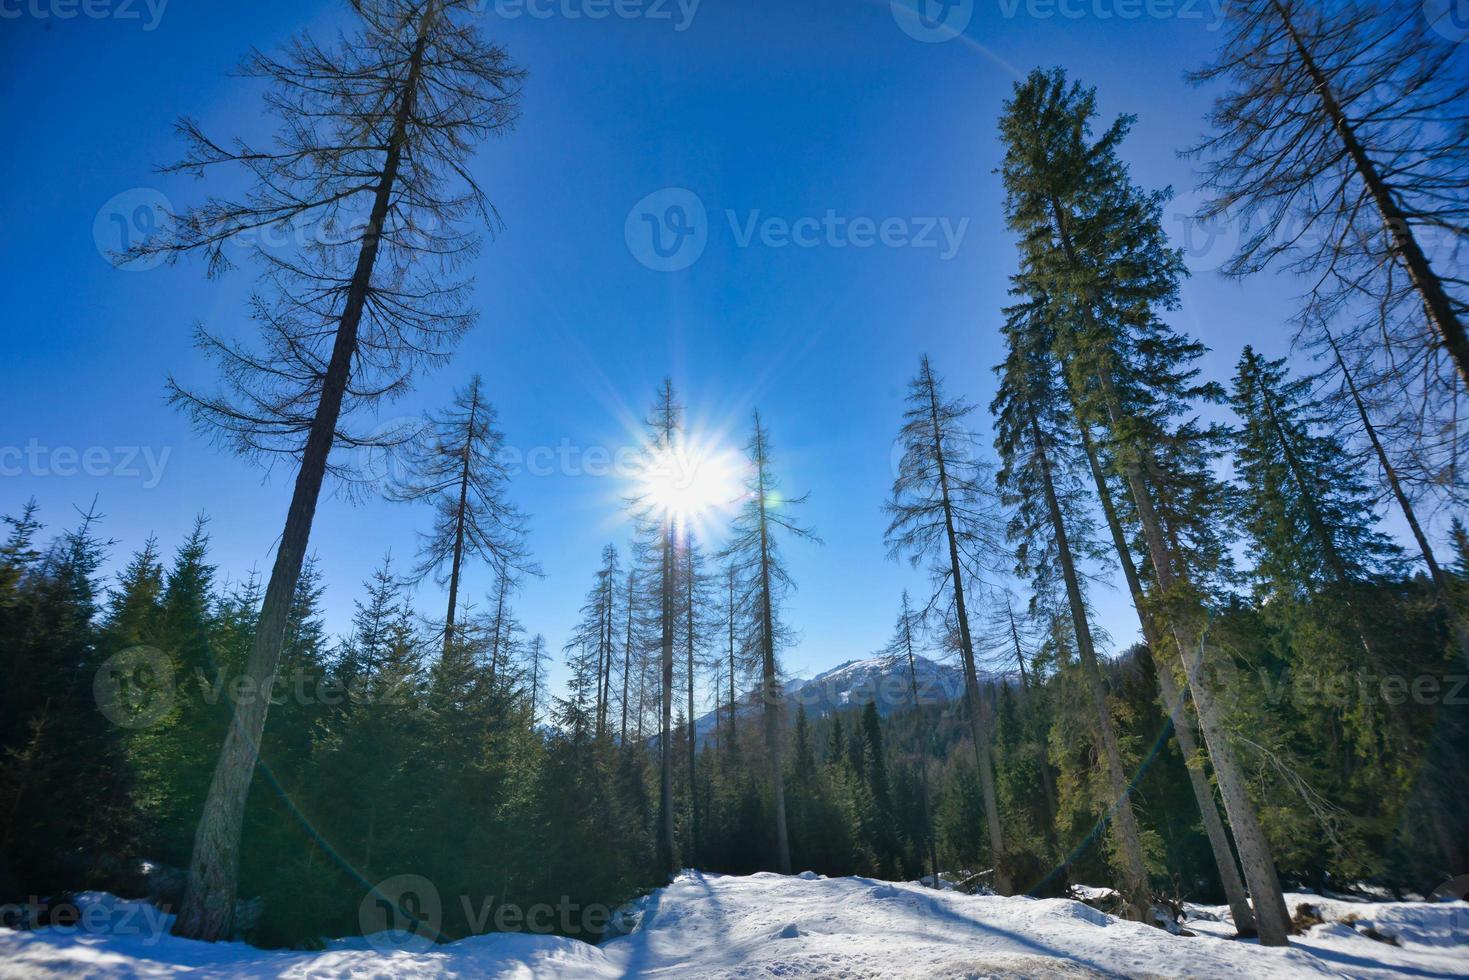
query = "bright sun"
(637, 440, 743, 528)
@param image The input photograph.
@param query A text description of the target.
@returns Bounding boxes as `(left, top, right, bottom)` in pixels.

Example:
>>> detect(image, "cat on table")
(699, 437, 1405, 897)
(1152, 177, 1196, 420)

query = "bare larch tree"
(131, 0, 523, 940)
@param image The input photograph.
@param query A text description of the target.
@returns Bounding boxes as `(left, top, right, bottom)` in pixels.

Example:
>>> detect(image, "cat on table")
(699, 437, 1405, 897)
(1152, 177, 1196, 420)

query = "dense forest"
(2, 0, 1467, 957)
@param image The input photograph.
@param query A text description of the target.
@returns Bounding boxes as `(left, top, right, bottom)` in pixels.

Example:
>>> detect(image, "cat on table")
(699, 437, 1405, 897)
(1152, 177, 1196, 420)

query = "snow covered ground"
(2, 873, 1465, 978)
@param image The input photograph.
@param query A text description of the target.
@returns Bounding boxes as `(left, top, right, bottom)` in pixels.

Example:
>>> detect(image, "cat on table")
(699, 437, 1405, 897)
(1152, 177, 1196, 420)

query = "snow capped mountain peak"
(691, 652, 975, 744)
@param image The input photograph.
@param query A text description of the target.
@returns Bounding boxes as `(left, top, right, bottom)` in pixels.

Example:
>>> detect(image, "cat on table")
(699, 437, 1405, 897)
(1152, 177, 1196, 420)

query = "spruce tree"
(993, 299, 1151, 918)
(1229, 347, 1402, 600)
(998, 67, 1291, 943)
(880, 592, 940, 886)
(567, 545, 621, 739)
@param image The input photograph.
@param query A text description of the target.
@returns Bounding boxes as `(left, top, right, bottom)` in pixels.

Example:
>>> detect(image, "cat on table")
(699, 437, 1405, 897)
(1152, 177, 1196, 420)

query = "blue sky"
(1, 0, 1410, 705)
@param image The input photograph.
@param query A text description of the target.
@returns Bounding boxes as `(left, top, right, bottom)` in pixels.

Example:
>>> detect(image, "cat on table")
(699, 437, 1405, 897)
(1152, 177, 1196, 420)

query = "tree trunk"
(754, 431, 792, 875)
(1028, 412, 1150, 919)
(1270, 0, 1469, 391)
(1324, 330, 1468, 669)
(171, 11, 433, 943)
(1045, 192, 1290, 944)
(488, 580, 507, 691)
(659, 517, 677, 875)
(685, 538, 698, 863)
(1077, 419, 1258, 936)
(901, 605, 941, 887)
(621, 571, 634, 744)
(727, 570, 738, 754)
(922, 365, 1010, 893)
(1095, 369, 1293, 946)
(443, 388, 478, 660)
(1324, 329, 1448, 594)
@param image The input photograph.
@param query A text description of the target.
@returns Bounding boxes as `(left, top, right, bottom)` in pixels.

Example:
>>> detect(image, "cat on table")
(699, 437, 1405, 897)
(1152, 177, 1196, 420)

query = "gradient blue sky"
(1, 0, 1416, 704)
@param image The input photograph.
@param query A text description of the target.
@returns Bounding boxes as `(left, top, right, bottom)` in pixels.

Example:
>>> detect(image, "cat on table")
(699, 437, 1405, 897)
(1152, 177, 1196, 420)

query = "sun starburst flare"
(635, 436, 744, 539)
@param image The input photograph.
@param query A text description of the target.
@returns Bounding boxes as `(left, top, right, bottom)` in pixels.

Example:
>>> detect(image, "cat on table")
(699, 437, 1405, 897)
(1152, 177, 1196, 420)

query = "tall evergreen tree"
(1230, 347, 1403, 600)
(525, 633, 550, 729)
(998, 68, 1291, 943)
(884, 356, 1012, 893)
(993, 300, 1151, 918)
(567, 545, 621, 739)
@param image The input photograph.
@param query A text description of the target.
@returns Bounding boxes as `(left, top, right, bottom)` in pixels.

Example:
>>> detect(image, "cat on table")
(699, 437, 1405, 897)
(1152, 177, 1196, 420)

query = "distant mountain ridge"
(691, 652, 994, 746)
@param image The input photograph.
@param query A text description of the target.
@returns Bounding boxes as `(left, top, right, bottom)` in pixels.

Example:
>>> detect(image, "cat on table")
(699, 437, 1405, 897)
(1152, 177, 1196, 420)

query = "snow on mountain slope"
(693, 652, 974, 744)
(5, 874, 1466, 979)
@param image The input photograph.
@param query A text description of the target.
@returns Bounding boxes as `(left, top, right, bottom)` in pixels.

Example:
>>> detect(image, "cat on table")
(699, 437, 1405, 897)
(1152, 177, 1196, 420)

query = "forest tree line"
(1, 0, 1466, 952)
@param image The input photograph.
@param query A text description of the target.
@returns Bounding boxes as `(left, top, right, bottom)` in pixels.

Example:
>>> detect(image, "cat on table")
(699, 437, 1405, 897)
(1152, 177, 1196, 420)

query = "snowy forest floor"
(2, 872, 1466, 978)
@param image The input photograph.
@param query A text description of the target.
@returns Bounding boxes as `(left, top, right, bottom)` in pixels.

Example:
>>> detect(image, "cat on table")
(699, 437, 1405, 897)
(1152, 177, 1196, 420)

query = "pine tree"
(337, 553, 403, 693)
(0, 505, 131, 896)
(998, 67, 1292, 943)
(1229, 346, 1423, 793)
(391, 375, 535, 657)
(145, 0, 526, 938)
(858, 700, 900, 877)
(137, 517, 228, 868)
(723, 411, 818, 874)
(0, 501, 42, 617)
(677, 534, 711, 860)
(480, 567, 527, 693)
(1230, 347, 1402, 599)
(885, 355, 1012, 892)
(993, 302, 1151, 917)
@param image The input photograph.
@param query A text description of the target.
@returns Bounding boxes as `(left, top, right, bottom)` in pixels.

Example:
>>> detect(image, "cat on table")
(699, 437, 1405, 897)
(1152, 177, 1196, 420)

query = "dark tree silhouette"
(391, 375, 535, 658)
(132, 0, 523, 940)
